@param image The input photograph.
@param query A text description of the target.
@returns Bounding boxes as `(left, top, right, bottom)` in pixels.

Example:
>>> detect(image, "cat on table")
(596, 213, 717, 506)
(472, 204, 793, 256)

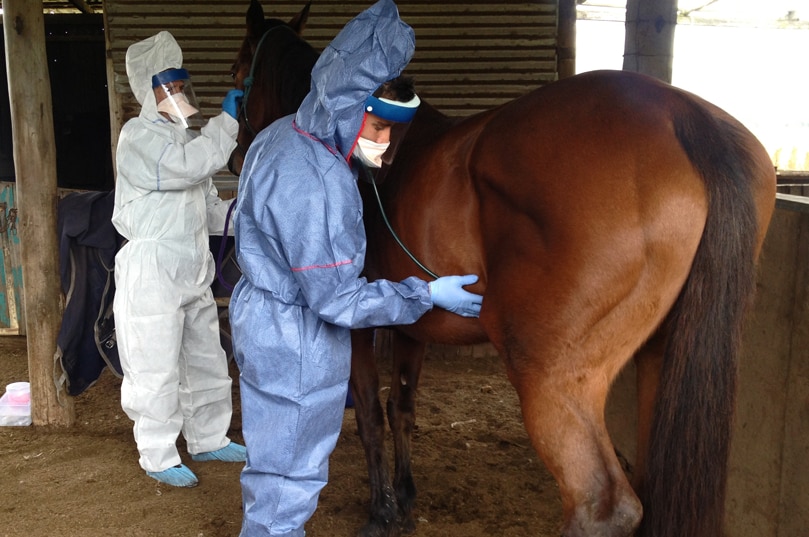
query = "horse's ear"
(288, 1, 311, 35)
(246, 0, 266, 39)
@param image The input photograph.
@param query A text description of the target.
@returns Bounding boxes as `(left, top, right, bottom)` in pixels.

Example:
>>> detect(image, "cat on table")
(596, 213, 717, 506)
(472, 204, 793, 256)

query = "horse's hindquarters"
(464, 71, 725, 537)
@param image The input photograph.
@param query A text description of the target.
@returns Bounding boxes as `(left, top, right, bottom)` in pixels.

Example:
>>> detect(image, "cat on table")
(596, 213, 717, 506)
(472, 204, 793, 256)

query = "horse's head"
(227, 0, 315, 176)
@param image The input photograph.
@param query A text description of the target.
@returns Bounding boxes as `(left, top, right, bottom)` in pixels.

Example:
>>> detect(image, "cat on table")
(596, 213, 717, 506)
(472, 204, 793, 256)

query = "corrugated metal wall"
(105, 0, 559, 129)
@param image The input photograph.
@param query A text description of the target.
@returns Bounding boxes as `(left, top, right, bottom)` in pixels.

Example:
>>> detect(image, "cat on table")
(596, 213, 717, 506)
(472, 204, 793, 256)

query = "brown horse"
(228, 2, 777, 537)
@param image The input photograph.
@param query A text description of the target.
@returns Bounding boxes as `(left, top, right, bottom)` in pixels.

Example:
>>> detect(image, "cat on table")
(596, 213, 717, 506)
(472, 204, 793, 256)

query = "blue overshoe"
(191, 441, 246, 462)
(146, 464, 198, 487)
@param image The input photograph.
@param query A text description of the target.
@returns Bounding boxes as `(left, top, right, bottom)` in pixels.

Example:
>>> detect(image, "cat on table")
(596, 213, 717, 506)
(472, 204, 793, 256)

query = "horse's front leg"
(350, 328, 399, 537)
(386, 330, 427, 534)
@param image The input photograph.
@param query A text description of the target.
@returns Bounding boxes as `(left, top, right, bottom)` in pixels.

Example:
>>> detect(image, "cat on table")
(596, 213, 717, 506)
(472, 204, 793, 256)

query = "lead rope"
(363, 164, 440, 280)
(215, 198, 239, 292)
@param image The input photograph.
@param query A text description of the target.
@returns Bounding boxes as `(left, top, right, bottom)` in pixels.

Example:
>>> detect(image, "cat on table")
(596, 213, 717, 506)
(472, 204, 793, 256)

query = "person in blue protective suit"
(112, 31, 247, 488)
(229, 1, 484, 535)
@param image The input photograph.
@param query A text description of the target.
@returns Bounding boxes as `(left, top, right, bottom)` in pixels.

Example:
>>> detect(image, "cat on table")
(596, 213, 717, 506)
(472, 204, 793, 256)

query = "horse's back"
(472, 69, 774, 316)
(478, 69, 774, 226)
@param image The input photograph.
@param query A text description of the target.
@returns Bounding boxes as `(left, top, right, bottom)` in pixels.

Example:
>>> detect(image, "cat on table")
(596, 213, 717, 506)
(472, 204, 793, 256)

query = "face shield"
(357, 93, 420, 179)
(152, 68, 204, 129)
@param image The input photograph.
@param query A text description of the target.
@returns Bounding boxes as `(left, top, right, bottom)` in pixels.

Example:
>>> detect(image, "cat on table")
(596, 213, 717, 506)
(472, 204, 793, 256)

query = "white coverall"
(112, 31, 238, 473)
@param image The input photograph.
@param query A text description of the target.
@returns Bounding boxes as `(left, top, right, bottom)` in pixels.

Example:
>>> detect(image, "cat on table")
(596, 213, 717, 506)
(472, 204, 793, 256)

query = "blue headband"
(152, 68, 189, 88)
(364, 94, 421, 123)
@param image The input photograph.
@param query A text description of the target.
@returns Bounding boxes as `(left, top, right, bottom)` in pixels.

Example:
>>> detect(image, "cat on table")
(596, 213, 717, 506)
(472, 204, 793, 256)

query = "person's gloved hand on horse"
(222, 89, 244, 119)
(429, 274, 483, 317)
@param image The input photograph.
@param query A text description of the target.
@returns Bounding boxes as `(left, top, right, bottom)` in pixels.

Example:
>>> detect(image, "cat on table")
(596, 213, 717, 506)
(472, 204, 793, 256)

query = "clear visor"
(380, 118, 416, 168)
(363, 94, 420, 177)
(152, 68, 204, 129)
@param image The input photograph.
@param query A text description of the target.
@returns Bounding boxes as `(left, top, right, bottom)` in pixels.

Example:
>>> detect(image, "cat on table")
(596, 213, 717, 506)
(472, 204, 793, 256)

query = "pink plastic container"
(6, 382, 30, 404)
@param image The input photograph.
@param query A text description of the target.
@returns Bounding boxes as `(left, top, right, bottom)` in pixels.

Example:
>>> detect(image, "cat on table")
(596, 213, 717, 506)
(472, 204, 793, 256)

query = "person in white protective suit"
(229, 0, 484, 534)
(112, 31, 247, 488)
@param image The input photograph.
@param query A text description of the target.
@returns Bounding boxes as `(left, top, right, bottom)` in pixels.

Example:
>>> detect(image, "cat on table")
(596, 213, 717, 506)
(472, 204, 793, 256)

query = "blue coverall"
(230, 1, 433, 535)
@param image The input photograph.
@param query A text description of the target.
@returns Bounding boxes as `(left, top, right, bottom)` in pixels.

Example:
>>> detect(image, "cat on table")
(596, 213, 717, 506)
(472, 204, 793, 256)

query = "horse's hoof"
(357, 521, 400, 537)
(399, 515, 416, 535)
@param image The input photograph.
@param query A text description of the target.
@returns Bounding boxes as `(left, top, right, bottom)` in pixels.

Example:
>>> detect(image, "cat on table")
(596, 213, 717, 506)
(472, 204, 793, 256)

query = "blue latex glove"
(222, 89, 244, 119)
(429, 274, 483, 318)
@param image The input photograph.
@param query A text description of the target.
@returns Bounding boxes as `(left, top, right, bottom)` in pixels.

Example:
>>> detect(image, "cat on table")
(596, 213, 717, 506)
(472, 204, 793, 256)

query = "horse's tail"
(636, 102, 761, 537)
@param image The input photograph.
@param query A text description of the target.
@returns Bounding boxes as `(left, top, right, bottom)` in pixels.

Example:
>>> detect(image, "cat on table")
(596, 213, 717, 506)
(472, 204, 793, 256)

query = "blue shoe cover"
(146, 464, 198, 487)
(191, 442, 246, 462)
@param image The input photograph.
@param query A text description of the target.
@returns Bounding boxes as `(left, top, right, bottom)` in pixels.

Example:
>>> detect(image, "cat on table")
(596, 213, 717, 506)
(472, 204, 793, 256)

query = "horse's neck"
(421, 100, 452, 124)
(407, 100, 455, 143)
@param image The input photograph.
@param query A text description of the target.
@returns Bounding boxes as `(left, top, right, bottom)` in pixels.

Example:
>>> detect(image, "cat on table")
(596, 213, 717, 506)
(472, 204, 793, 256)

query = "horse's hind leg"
(631, 330, 665, 493)
(507, 355, 643, 537)
(351, 328, 398, 537)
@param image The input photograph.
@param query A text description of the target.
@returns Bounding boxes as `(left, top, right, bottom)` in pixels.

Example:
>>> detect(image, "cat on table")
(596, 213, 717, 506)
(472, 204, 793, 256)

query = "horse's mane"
(255, 24, 318, 115)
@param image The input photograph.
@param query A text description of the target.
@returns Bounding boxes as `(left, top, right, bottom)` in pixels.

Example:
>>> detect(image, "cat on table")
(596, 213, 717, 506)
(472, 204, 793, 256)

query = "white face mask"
(353, 137, 390, 168)
(157, 93, 199, 120)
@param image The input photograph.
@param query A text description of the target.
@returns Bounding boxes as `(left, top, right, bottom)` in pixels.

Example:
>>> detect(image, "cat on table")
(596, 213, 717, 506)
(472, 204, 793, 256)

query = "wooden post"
(102, 6, 122, 178)
(3, 0, 74, 426)
(557, 0, 577, 79)
(623, 0, 677, 83)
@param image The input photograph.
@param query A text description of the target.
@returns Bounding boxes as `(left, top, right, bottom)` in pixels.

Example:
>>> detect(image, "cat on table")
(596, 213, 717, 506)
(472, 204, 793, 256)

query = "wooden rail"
(777, 172, 809, 185)
(776, 193, 809, 213)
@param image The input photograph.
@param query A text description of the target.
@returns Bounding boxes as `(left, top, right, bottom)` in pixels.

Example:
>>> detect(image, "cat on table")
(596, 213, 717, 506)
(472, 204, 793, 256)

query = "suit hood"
(125, 31, 183, 118)
(294, 0, 415, 159)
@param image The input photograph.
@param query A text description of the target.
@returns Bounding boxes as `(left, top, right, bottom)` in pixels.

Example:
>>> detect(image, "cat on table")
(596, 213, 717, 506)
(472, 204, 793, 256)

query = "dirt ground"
(0, 335, 562, 537)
